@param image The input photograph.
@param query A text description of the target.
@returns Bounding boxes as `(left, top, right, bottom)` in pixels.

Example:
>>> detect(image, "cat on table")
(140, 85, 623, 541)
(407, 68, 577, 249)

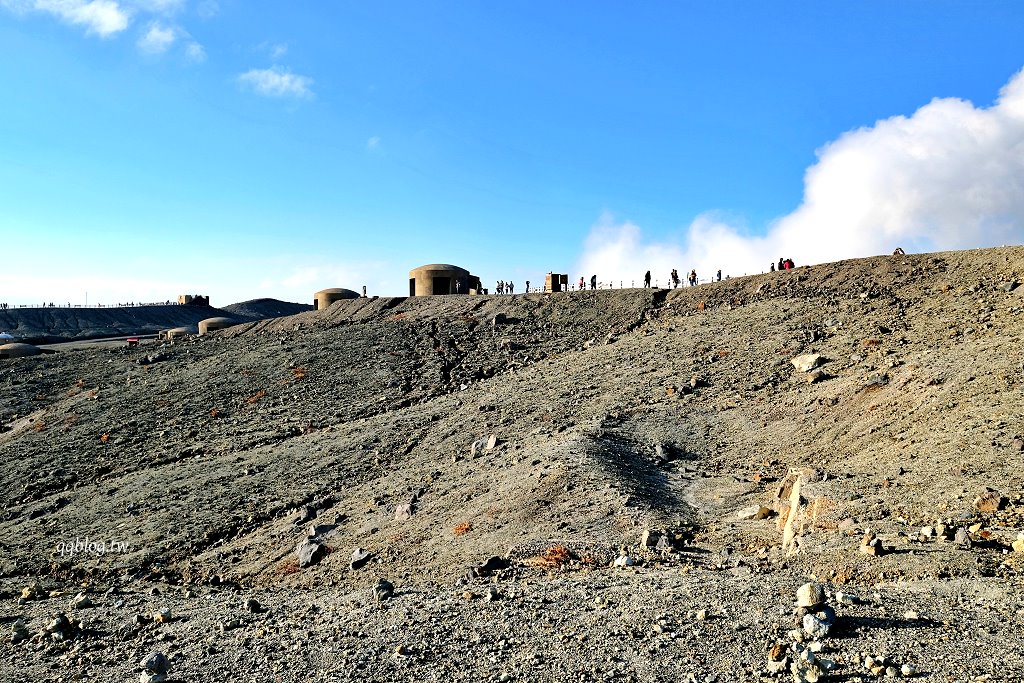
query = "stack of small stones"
(10, 618, 29, 644)
(860, 531, 884, 556)
(911, 520, 964, 546)
(766, 582, 837, 681)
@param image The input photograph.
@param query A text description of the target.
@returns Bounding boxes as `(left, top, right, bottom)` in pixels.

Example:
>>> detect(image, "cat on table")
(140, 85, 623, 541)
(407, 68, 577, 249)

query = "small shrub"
(453, 521, 472, 536)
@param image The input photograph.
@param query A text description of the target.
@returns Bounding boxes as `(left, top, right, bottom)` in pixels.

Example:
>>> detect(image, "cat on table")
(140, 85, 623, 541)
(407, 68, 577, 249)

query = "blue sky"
(1, 1, 1023, 305)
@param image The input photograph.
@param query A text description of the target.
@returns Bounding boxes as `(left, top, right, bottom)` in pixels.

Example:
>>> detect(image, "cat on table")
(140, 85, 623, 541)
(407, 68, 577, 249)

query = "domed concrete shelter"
(198, 317, 238, 336)
(314, 288, 360, 310)
(0, 343, 42, 359)
(162, 326, 197, 340)
(409, 264, 481, 296)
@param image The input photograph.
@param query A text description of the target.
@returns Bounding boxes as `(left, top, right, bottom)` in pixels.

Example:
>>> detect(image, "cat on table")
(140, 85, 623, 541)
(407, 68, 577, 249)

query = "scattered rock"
(295, 504, 316, 524)
(736, 505, 773, 521)
(834, 591, 858, 606)
(10, 619, 29, 644)
(613, 553, 634, 568)
(309, 522, 337, 537)
(474, 556, 511, 577)
(297, 538, 329, 568)
(640, 528, 662, 547)
(350, 547, 371, 570)
(374, 578, 394, 602)
(791, 354, 824, 372)
(394, 503, 413, 521)
(69, 592, 93, 609)
(20, 583, 43, 601)
(974, 489, 1006, 513)
(1012, 534, 1024, 554)
(140, 651, 168, 683)
(154, 607, 172, 624)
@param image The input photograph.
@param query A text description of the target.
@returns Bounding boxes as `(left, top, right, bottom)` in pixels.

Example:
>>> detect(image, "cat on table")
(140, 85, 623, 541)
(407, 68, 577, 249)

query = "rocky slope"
(1, 247, 1023, 682)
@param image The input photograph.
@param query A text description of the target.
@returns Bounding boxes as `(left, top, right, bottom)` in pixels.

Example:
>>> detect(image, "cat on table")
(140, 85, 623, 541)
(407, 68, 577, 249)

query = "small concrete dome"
(0, 343, 41, 359)
(408, 263, 479, 296)
(164, 326, 197, 339)
(314, 287, 360, 310)
(198, 317, 237, 335)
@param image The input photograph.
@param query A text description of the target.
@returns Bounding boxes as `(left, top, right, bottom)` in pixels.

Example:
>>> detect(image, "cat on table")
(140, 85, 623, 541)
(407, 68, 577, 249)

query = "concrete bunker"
(161, 326, 197, 340)
(198, 317, 238, 335)
(0, 343, 42, 359)
(314, 288, 360, 310)
(408, 264, 481, 296)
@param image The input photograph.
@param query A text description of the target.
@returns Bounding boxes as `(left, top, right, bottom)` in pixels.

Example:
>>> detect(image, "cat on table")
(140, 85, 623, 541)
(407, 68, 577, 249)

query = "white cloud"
(269, 42, 287, 60)
(577, 67, 1024, 283)
(184, 40, 205, 63)
(126, 0, 181, 12)
(367, 136, 380, 149)
(195, 0, 216, 18)
(10, 0, 132, 36)
(137, 20, 175, 53)
(238, 66, 314, 99)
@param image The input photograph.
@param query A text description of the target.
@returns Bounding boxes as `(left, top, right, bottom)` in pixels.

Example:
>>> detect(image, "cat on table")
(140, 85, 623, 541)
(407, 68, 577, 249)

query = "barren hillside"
(1, 247, 1023, 682)
(0, 298, 313, 344)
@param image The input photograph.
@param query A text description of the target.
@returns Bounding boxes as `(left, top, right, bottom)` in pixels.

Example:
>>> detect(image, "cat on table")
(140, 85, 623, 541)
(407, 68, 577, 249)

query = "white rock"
(834, 591, 858, 606)
(791, 354, 823, 372)
(613, 554, 634, 568)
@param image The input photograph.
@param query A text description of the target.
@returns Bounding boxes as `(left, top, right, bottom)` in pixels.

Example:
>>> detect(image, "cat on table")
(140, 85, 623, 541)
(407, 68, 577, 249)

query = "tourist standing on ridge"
(590, 275, 597, 290)
(716, 269, 722, 282)
(644, 271, 651, 288)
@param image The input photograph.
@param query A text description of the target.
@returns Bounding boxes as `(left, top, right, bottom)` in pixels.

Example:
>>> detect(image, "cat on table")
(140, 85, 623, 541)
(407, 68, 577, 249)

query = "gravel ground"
(2, 246, 1024, 682)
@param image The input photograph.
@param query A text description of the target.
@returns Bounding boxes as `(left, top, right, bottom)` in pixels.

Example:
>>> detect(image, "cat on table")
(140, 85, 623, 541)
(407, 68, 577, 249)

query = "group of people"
(643, 268, 724, 289)
(495, 280, 515, 294)
(771, 258, 796, 272)
(0, 303, 8, 310)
